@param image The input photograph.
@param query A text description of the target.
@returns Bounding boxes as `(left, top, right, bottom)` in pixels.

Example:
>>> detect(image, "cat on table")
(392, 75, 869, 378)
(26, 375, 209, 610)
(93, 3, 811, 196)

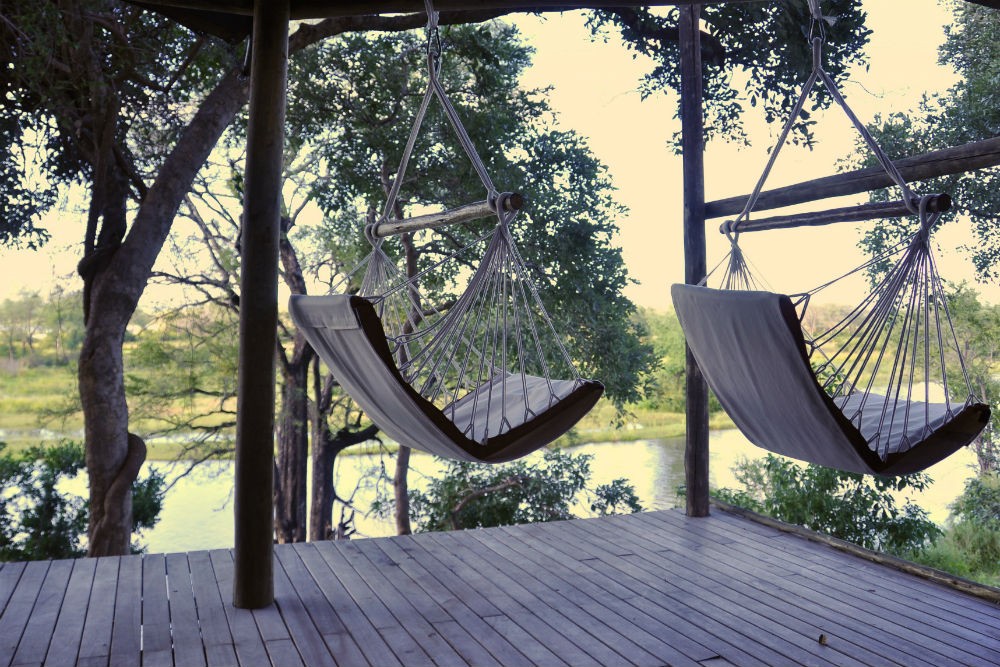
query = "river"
(131, 430, 978, 554)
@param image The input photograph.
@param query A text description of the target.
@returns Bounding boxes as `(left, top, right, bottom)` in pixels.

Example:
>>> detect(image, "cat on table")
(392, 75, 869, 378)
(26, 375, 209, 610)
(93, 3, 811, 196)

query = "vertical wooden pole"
(233, 0, 289, 609)
(679, 3, 710, 517)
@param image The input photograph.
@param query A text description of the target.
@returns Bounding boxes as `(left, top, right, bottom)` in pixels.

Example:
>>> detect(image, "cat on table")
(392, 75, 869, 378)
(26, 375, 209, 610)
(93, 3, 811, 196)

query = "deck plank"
(292, 542, 401, 667)
(584, 514, 912, 667)
(208, 550, 272, 667)
(1, 510, 999, 667)
(567, 515, 899, 667)
(140, 554, 172, 662)
(416, 530, 635, 667)
(187, 550, 236, 667)
(0, 560, 49, 667)
(165, 553, 208, 667)
(77, 557, 120, 667)
(272, 544, 368, 667)
(271, 546, 343, 667)
(43, 558, 97, 667)
(109, 555, 143, 667)
(0, 562, 26, 617)
(335, 539, 465, 666)
(314, 544, 434, 666)
(650, 510, 1000, 666)
(372, 535, 533, 667)
(435, 529, 666, 667)
(709, 509, 1000, 640)
(10, 559, 72, 667)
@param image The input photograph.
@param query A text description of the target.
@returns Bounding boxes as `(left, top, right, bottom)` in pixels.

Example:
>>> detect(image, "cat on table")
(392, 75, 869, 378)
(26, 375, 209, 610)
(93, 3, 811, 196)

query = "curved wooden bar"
(720, 193, 952, 235)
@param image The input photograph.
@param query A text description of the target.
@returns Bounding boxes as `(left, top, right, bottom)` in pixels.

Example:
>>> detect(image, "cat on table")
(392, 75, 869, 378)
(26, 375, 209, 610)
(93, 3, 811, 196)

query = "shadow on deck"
(1, 509, 999, 667)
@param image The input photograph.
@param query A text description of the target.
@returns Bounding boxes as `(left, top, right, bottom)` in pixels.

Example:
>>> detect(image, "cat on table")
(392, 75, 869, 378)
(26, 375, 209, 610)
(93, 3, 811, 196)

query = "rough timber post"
(679, 3, 710, 517)
(233, 0, 289, 609)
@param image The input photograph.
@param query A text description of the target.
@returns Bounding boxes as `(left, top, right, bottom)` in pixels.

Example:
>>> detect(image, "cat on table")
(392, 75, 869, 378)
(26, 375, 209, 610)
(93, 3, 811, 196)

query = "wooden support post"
(679, 3, 709, 518)
(233, 0, 289, 610)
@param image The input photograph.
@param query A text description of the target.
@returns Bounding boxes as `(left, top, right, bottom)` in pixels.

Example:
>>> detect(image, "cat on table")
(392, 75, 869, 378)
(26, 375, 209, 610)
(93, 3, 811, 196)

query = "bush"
(0, 441, 165, 560)
(397, 449, 643, 532)
(714, 454, 941, 555)
(914, 473, 1000, 584)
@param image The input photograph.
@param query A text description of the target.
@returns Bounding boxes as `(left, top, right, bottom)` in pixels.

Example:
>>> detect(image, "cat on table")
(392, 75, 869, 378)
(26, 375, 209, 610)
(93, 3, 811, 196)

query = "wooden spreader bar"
(706, 136, 1000, 220)
(368, 193, 524, 238)
(720, 193, 952, 235)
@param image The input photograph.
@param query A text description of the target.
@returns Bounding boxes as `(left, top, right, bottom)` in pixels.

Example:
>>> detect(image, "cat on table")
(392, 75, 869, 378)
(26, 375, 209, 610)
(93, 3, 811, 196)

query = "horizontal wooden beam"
(369, 193, 523, 238)
(131, 0, 760, 19)
(706, 136, 1000, 220)
(721, 194, 952, 235)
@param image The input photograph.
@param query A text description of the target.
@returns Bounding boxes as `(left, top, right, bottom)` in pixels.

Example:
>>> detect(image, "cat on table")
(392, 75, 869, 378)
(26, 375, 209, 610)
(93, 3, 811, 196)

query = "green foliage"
(286, 25, 655, 408)
(714, 454, 941, 554)
(0, 441, 164, 561)
(857, 4, 1000, 280)
(587, 2, 870, 147)
(910, 473, 1000, 585)
(394, 449, 642, 532)
(951, 473, 1000, 531)
(0, 0, 235, 246)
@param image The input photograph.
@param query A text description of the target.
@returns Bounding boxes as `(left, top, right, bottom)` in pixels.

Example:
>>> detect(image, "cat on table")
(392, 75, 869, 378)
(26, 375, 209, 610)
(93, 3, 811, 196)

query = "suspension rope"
(709, 1, 980, 460)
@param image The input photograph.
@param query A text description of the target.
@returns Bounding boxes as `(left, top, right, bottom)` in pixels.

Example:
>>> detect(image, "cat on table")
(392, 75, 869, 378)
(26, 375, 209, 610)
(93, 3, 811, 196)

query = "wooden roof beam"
(131, 0, 761, 19)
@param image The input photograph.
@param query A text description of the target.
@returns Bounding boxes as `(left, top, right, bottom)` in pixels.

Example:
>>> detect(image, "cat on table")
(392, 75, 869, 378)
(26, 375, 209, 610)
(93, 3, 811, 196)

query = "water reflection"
(134, 430, 975, 554)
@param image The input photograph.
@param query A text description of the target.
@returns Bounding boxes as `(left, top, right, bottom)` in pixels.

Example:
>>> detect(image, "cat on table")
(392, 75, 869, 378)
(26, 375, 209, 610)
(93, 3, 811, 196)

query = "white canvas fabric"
(672, 284, 988, 475)
(290, 294, 603, 463)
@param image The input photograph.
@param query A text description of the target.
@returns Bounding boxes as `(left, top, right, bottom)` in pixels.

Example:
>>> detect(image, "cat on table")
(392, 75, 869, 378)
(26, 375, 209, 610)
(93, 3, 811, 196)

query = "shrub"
(396, 449, 643, 532)
(0, 441, 164, 560)
(714, 454, 941, 555)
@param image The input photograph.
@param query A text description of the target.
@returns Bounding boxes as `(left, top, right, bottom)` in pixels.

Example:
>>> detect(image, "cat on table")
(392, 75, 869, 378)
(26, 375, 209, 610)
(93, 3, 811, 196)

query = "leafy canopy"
(286, 23, 655, 406)
(857, 4, 1000, 279)
(588, 1, 870, 147)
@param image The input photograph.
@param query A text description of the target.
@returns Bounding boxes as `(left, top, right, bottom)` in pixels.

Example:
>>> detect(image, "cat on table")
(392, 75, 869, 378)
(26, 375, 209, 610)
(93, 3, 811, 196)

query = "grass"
(1, 363, 732, 460)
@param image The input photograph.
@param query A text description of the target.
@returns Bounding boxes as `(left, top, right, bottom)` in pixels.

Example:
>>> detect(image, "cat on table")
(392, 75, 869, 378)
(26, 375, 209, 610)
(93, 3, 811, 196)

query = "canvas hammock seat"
(673, 6, 989, 475)
(291, 293, 601, 463)
(290, 1, 603, 462)
(673, 285, 988, 475)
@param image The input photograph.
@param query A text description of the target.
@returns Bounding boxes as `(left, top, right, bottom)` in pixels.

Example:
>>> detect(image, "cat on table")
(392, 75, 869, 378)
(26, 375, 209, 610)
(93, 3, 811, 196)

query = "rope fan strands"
(290, 2, 603, 463)
(672, 3, 989, 476)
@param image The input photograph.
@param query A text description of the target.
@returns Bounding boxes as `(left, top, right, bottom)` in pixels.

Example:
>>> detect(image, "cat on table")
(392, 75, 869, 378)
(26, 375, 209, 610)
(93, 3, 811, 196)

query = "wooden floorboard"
(2, 509, 999, 667)
(650, 510, 1000, 666)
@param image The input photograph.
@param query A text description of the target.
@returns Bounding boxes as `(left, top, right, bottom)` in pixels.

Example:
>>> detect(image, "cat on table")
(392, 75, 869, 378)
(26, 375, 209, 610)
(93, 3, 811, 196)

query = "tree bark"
(274, 217, 312, 543)
(75, 8, 512, 556)
(393, 445, 413, 535)
(274, 360, 309, 543)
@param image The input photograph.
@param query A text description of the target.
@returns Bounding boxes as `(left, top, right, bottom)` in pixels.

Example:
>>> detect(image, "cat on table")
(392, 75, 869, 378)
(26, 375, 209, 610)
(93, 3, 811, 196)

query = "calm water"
(126, 430, 978, 554)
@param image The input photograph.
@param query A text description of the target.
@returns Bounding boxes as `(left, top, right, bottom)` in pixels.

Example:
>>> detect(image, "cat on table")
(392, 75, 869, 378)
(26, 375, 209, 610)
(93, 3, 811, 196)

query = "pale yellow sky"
(2, 0, 993, 311)
(513, 0, 994, 309)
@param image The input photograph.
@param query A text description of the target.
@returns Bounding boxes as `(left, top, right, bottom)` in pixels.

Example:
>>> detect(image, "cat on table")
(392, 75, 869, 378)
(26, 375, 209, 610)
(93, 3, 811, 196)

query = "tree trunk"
(79, 308, 146, 556)
(80, 69, 249, 556)
(310, 413, 337, 542)
(393, 445, 412, 535)
(274, 359, 309, 543)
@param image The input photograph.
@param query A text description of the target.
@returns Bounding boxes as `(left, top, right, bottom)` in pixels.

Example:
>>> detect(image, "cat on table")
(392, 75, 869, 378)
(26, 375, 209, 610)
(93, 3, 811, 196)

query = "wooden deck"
(2, 509, 999, 667)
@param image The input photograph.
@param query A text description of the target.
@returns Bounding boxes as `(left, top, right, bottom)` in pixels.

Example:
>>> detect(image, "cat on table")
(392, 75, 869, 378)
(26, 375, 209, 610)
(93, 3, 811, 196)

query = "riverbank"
(0, 366, 734, 460)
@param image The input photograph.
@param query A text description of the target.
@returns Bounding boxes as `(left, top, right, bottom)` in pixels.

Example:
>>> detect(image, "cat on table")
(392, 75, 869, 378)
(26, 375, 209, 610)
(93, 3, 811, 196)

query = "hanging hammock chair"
(290, 3, 603, 463)
(672, 5, 989, 476)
